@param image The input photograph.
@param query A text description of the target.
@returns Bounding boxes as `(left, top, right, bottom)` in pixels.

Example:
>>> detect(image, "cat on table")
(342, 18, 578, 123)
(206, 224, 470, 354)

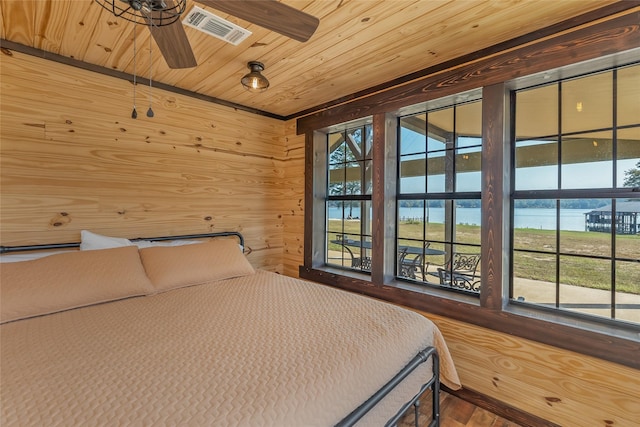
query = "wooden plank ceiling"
(0, 0, 622, 118)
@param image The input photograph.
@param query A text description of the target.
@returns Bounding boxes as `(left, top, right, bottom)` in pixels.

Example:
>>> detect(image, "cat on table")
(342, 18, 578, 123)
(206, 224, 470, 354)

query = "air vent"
(182, 6, 252, 46)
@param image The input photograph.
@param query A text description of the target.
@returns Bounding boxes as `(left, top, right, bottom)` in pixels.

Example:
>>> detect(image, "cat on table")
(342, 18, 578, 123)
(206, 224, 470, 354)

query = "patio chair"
(437, 253, 481, 292)
(352, 256, 372, 270)
(399, 242, 430, 281)
(340, 243, 371, 271)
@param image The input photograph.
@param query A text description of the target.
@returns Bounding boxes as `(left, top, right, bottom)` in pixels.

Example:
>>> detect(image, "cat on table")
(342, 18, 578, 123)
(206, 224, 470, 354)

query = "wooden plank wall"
(282, 119, 305, 278)
(0, 51, 286, 272)
(280, 128, 640, 426)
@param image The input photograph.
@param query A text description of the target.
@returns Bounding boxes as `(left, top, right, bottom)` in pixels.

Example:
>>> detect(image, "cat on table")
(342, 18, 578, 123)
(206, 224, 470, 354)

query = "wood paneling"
(0, 0, 622, 117)
(0, 51, 286, 272)
(425, 313, 640, 427)
(281, 118, 305, 277)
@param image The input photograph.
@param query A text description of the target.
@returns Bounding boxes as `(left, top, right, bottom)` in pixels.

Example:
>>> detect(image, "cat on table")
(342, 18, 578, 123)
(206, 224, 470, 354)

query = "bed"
(0, 232, 461, 426)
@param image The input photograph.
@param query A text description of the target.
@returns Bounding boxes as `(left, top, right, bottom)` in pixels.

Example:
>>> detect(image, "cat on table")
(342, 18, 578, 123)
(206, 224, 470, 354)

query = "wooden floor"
(397, 391, 522, 427)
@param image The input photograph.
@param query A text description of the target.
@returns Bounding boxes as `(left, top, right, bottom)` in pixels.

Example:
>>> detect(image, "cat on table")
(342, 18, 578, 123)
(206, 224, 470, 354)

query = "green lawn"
(328, 219, 640, 294)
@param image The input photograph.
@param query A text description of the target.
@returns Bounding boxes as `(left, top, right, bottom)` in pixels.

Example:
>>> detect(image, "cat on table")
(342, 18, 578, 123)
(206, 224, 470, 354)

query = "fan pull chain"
(131, 23, 138, 119)
(147, 34, 154, 118)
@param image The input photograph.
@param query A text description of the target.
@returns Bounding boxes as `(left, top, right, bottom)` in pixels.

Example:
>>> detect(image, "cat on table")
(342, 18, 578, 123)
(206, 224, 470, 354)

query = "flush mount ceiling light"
(241, 61, 270, 93)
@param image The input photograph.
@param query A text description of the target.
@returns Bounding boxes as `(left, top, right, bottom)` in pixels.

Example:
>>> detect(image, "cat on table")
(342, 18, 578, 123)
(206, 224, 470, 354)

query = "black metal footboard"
(336, 346, 440, 427)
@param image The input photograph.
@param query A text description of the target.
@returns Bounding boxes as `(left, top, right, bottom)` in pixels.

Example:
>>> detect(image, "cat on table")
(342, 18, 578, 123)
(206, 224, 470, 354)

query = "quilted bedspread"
(1, 270, 460, 426)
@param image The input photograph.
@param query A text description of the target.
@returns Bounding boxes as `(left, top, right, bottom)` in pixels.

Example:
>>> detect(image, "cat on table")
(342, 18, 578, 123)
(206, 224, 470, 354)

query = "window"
(326, 124, 373, 272)
(511, 63, 640, 325)
(397, 97, 483, 293)
(302, 25, 640, 369)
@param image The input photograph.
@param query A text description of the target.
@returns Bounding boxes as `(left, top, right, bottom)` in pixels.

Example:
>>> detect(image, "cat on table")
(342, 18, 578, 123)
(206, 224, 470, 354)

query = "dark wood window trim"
(299, 8, 640, 370)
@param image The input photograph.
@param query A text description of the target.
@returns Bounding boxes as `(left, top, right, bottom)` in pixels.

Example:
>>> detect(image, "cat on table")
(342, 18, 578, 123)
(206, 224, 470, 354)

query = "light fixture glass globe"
(241, 61, 270, 93)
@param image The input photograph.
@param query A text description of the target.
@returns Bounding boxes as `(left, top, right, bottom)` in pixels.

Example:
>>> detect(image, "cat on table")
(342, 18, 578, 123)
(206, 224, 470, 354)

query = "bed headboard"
(0, 232, 244, 254)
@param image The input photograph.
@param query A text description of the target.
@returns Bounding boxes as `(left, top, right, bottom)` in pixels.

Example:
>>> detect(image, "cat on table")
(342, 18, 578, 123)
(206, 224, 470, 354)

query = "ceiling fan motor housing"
(120, 0, 168, 12)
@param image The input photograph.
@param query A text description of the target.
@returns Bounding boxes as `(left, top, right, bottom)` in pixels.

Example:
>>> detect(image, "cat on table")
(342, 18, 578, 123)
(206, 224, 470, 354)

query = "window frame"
(508, 64, 640, 326)
(325, 124, 374, 273)
(396, 98, 484, 292)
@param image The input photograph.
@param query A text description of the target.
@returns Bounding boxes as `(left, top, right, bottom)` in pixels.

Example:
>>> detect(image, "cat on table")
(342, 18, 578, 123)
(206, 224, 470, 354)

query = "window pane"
(616, 261, 640, 324)
(616, 207, 640, 257)
(513, 199, 557, 252)
(559, 256, 611, 320)
(561, 132, 613, 189)
(326, 200, 372, 271)
(345, 162, 362, 195)
(562, 71, 612, 133)
(327, 201, 345, 233)
(398, 200, 424, 240)
(441, 245, 482, 292)
(346, 127, 363, 158)
(584, 198, 618, 236)
(428, 107, 453, 149)
(328, 163, 346, 195)
(456, 146, 481, 192)
(618, 126, 640, 189)
(515, 138, 558, 191)
(512, 252, 556, 304)
(456, 101, 482, 140)
(560, 201, 611, 258)
(428, 134, 447, 152)
(400, 114, 426, 155)
(426, 151, 446, 193)
(617, 64, 640, 127)
(328, 132, 346, 164)
(363, 126, 373, 161)
(425, 200, 446, 244)
(326, 235, 353, 268)
(363, 160, 373, 195)
(454, 202, 481, 245)
(516, 84, 558, 138)
(400, 153, 425, 193)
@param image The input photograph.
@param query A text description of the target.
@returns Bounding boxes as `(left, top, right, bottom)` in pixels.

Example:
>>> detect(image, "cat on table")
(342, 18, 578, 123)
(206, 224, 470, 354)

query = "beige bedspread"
(1, 270, 460, 426)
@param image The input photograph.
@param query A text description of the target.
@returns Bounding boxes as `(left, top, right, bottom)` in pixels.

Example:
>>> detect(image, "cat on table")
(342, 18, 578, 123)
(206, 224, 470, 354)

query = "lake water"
(328, 207, 591, 231)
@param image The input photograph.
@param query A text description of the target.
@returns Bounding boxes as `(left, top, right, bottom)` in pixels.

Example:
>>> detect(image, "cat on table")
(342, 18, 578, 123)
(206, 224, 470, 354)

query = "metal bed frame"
(1, 231, 440, 427)
(0, 231, 244, 254)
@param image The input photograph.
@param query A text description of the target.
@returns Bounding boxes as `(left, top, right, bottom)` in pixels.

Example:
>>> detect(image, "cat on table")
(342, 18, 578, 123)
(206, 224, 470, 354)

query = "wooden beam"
(480, 82, 508, 311)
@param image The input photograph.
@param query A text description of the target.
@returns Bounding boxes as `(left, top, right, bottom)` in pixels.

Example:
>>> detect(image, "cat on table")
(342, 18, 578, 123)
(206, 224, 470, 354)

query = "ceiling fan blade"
(146, 0, 197, 69)
(199, 0, 319, 42)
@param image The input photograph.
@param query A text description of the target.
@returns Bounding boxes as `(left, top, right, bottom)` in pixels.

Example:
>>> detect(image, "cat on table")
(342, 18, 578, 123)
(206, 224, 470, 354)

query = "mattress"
(1, 269, 460, 426)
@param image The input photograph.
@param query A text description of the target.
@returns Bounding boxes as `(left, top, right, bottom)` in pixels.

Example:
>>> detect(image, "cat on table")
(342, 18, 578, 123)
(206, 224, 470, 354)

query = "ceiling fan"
(96, 0, 320, 69)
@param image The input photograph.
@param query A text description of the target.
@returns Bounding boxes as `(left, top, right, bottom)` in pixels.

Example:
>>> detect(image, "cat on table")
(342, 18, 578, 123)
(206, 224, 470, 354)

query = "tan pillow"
(0, 246, 154, 323)
(139, 238, 255, 292)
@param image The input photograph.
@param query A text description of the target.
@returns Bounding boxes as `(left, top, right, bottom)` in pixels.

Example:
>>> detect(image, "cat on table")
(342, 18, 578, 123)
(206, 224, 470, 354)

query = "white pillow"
(80, 230, 133, 251)
(134, 239, 202, 249)
(0, 251, 74, 263)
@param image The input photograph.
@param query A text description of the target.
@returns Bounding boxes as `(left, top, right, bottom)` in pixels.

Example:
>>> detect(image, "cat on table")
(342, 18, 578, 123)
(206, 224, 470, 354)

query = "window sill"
(505, 300, 640, 343)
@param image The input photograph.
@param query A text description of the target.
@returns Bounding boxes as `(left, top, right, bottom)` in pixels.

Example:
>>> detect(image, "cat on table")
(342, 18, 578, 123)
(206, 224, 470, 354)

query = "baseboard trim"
(442, 385, 560, 427)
